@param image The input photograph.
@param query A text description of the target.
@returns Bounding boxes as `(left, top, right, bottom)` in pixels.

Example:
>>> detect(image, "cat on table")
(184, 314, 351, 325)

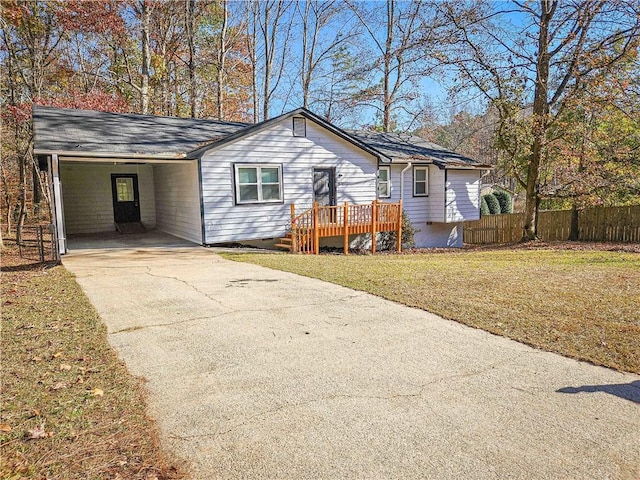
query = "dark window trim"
(378, 165, 391, 199)
(413, 166, 429, 197)
(233, 163, 284, 205)
(293, 117, 307, 137)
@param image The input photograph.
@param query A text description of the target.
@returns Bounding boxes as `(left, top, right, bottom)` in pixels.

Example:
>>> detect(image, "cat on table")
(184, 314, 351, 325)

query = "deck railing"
(290, 200, 403, 254)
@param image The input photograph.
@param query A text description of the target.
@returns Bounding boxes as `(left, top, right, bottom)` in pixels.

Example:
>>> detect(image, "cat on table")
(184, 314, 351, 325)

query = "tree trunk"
(16, 156, 27, 244)
(140, 0, 151, 114)
(521, 0, 554, 241)
(569, 203, 579, 240)
(382, 0, 394, 132)
(216, 0, 228, 120)
(186, 0, 197, 118)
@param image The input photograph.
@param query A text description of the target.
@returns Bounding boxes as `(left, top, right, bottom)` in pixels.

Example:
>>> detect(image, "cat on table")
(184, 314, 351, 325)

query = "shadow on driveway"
(557, 380, 640, 404)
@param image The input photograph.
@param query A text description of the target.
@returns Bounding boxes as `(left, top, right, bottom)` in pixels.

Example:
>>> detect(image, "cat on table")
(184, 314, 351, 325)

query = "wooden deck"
(280, 201, 403, 254)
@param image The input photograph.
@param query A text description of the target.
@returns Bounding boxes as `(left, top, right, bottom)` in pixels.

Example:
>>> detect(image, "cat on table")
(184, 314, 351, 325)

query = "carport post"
(50, 154, 66, 256)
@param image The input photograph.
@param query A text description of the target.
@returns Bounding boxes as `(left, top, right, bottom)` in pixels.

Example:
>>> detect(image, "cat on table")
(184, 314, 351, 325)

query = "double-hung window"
(235, 164, 283, 204)
(414, 166, 429, 196)
(378, 166, 391, 198)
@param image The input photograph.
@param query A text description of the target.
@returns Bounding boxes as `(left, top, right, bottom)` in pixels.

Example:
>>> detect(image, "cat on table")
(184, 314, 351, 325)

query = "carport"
(32, 105, 247, 256)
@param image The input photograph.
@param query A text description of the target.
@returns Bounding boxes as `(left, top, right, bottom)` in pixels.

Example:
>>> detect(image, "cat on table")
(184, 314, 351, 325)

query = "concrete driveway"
(63, 245, 640, 479)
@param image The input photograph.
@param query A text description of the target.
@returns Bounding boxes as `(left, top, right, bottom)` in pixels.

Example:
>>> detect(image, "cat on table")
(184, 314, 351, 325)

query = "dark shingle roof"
(348, 130, 489, 168)
(33, 105, 248, 157)
(33, 106, 487, 168)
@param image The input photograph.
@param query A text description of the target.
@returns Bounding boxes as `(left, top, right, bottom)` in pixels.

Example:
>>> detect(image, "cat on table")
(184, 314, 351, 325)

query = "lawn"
(221, 245, 640, 374)
(1, 257, 182, 479)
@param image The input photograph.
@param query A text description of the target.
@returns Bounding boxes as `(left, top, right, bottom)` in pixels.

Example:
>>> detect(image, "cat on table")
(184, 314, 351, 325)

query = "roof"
(33, 105, 248, 158)
(33, 105, 488, 169)
(347, 130, 490, 169)
(186, 107, 388, 161)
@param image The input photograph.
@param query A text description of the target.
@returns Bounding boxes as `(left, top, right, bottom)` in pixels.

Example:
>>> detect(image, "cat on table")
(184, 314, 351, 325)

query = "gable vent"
(293, 117, 306, 137)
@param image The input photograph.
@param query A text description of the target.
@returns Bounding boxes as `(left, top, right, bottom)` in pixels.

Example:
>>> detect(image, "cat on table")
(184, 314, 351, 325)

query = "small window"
(235, 164, 283, 204)
(378, 166, 391, 198)
(414, 166, 429, 196)
(116, 177, 134, 202)
(293, 117, 306, 137)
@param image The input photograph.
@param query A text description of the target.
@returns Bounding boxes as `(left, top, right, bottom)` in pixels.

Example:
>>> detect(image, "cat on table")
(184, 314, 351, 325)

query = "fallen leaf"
(32, 356, 41, 363)
(89, 388, 104, 397)
(0, 424, 11, 432)
(31, 409, 41, 417)
(27, 423, 51, 440)
(51, 382, 67, 390)
(76, 376, 84, 384)
(52, 352, 63, 358)
(59, 364, 71, 371)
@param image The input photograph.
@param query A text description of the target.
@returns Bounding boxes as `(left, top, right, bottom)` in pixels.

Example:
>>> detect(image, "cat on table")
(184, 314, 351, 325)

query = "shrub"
(493, 189, 513, 214)
(480, 196, 490, 216)
(484, 193, 501, 214)
(378, 210, 415, 251)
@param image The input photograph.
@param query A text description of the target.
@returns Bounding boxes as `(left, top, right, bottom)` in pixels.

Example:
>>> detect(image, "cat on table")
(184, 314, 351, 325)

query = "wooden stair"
(274, 232, 294, 252)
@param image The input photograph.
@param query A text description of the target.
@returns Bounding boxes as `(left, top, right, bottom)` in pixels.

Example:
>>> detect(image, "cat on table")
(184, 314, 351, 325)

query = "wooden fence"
(464, 205, 640, 244)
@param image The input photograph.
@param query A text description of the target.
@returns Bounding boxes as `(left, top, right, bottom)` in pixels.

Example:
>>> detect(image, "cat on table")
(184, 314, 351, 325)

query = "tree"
(296, 0, 353, 110)
(347, 0, 441, 132)
(1, 0, 65, 240)
(439, 0, 640, 240)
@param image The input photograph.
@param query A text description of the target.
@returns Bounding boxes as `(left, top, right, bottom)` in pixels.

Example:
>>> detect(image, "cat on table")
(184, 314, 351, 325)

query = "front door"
(313, 168, 336, 206)
(111, 174, 141, 223)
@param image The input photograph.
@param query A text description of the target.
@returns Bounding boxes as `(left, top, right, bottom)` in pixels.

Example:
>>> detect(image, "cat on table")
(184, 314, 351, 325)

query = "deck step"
(275, 232, 295, 252)
(274, 243, 293, 251)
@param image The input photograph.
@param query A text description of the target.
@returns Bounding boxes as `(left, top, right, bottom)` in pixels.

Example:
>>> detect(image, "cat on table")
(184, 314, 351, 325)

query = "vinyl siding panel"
(153, 162, 202, 243)
(60, 163, 155, 234)
(446, 170, 481, 222)
(200, 119, 378, 243)
(385, 164, 445, 225)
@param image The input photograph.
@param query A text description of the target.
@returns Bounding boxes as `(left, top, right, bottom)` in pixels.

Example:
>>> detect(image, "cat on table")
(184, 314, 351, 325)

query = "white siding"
(200, 119, 378, 244)
(446, 170, 481, 222)
(385, 163, 446, 225)
(414, 223, 463, 248)
(60, 163, 155, 234)
(153, 162, 202, 243)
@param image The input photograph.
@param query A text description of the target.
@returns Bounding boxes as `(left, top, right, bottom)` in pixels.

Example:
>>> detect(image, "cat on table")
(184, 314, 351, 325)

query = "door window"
(115, 177, 135, 202)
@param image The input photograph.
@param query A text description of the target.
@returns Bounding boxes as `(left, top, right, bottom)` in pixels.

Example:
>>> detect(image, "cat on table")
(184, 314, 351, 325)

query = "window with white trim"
(234, 164, 283, 204)
(377, 166, 391, 198)
(413, 166, 429, 196)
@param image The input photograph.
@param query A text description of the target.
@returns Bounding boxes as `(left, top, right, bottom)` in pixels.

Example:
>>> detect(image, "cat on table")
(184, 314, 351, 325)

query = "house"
(33, 106, 490, 256)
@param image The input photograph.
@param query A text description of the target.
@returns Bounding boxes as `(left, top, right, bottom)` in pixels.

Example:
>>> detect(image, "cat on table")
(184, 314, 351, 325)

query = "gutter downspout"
(400, 162, 412, 203)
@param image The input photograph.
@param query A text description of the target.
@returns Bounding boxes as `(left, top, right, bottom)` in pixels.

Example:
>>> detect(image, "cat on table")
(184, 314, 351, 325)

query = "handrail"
(289, 200, 402, 255)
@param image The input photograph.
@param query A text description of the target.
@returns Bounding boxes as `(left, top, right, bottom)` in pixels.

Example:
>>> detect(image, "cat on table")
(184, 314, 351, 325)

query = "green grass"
(1, 265, 182, 479)
(221, 247, 640, 373)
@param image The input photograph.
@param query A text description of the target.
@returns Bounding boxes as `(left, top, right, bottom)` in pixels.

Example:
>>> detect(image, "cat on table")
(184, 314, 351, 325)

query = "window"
(293, 117, 306, 137)
(413, 166, 429, 196)
(378, 166, 390, 198)
(115, 177, 134, 201)
(235, 164, 283, 204)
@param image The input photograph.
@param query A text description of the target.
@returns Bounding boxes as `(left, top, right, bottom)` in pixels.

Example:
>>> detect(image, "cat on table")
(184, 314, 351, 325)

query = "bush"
(493, 189, 513, 214)
(378, 210, 415, 250)
(480, 196, 490, 216)
(483, 193, 501, 214)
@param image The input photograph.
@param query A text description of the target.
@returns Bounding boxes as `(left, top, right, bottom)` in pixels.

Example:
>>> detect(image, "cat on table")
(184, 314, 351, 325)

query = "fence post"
(38, 225, 45, 262)
(313, 202, 320, 255)
(343, 202, 349, 255)
(396, 201, 403, 252)
(371, 200, 377, 255)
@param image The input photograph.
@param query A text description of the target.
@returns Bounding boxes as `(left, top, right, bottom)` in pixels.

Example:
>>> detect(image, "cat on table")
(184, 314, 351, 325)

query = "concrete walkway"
(63, 246, 640, 480)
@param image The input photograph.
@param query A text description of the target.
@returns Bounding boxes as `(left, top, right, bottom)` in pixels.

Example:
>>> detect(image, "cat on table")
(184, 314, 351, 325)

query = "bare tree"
(346, 0, 432, 132)
(296, 0, 353, 109)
